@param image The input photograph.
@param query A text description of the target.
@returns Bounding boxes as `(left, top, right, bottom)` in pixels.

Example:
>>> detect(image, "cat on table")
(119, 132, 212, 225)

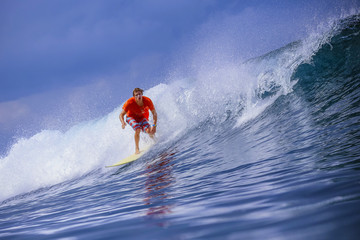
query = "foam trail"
(0, 83, 198, 201)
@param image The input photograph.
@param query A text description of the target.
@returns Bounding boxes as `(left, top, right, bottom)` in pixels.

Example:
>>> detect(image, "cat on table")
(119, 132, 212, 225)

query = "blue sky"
(0, 0, 358, 152)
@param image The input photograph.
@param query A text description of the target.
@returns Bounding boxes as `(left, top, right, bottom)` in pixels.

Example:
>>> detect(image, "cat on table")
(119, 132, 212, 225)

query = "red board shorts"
(126, 116, 150, 133)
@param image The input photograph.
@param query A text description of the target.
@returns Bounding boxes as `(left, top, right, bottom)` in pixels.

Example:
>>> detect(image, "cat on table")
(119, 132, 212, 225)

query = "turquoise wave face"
(294, 14, 360, 89)
(293, 14, 360, 131)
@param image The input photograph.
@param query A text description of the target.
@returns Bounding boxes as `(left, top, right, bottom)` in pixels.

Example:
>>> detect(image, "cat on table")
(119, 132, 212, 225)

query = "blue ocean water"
(1, 14, 360, 240)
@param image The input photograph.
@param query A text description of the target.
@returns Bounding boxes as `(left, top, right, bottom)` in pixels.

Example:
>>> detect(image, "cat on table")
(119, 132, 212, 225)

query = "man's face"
(134, 91, 143, 101)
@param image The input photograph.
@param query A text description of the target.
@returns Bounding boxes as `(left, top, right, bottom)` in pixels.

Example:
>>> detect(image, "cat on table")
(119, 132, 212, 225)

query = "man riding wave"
(119, 88, 157, 154)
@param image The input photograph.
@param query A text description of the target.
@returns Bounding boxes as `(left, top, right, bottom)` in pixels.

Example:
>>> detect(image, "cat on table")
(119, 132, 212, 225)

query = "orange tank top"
(122, 96, 154, 121)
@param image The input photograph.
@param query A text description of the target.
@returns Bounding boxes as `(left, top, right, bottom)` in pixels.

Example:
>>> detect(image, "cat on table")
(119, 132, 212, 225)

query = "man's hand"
(122, 122, 126, 129)
(150, 125, 156, 134)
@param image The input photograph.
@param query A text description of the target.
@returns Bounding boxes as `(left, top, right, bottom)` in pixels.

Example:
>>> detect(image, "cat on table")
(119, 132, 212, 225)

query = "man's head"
(133, 88, 144, 100)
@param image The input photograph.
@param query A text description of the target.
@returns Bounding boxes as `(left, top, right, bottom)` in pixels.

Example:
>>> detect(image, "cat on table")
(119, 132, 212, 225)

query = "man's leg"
(134, 128, 141, 154)
(126, 116, 142, 154)
(140, 118, 154, 138)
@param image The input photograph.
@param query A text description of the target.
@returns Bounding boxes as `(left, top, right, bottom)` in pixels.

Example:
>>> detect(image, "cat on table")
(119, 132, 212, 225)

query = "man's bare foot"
(135, 149, 140, 154)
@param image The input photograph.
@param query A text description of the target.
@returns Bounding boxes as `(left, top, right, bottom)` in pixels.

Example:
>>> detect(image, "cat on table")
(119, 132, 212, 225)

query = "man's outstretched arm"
(151, 109, 157, 126)
(151, 109, 157, 134)
(119, 110, 126, 129)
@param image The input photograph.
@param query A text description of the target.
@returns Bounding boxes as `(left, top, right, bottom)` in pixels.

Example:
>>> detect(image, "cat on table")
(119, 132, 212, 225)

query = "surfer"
(119, 88, 157, 154)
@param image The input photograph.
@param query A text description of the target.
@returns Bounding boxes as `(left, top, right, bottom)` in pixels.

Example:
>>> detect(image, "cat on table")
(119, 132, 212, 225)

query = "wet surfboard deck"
(105, 145, 152, 167)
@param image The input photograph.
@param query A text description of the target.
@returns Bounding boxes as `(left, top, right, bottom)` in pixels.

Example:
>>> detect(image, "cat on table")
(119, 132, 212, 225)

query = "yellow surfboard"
(106, 145, 152, 168)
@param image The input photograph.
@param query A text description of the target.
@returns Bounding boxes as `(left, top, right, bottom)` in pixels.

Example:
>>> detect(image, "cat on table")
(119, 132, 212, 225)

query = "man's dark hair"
(133, 88, 144, 96)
